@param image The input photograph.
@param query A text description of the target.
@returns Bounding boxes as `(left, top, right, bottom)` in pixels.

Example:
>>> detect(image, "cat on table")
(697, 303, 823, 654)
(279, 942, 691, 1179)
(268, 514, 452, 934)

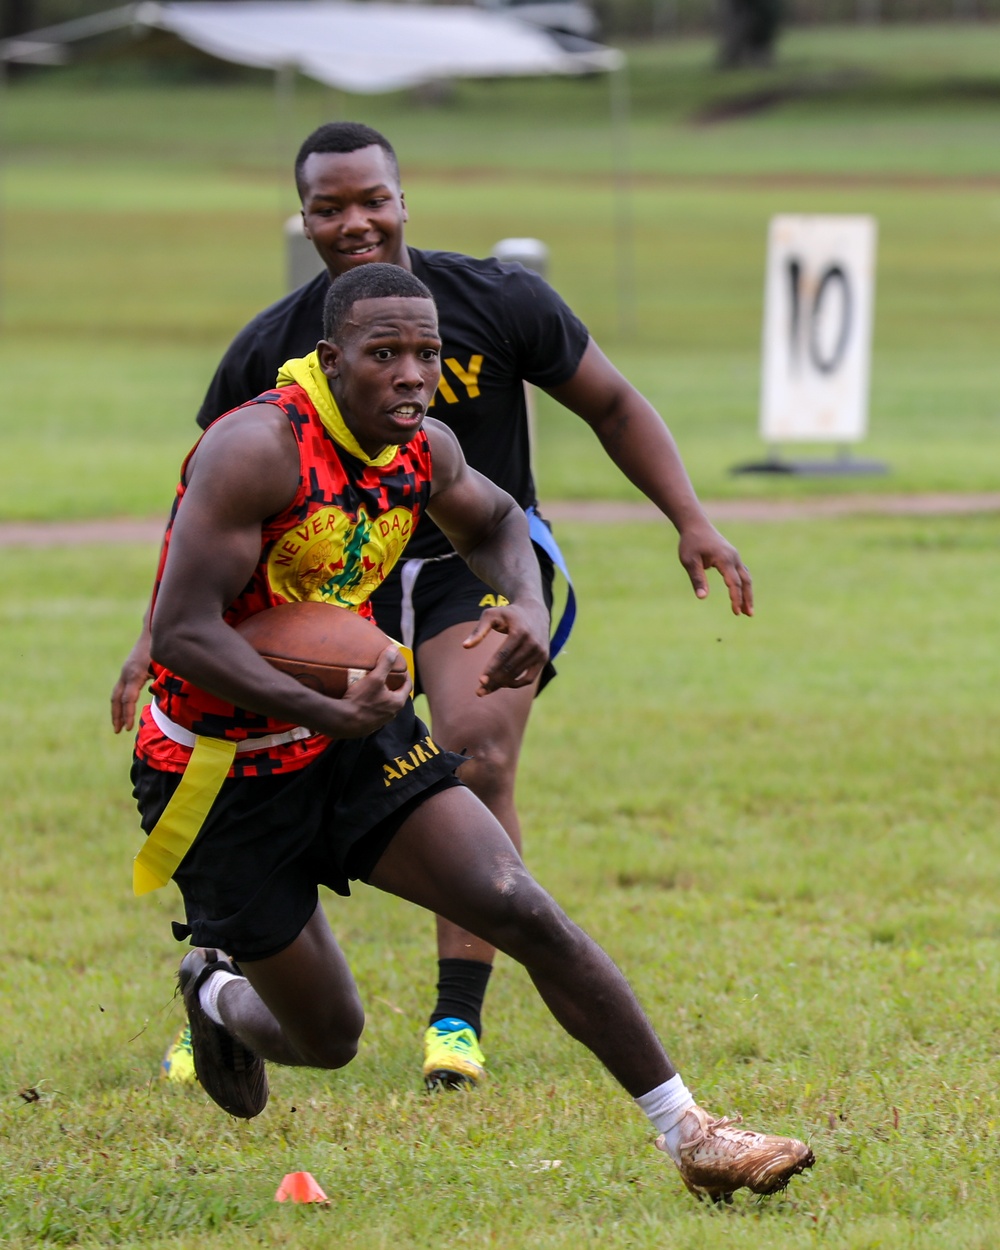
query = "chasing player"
(131, 263, 811, 1205)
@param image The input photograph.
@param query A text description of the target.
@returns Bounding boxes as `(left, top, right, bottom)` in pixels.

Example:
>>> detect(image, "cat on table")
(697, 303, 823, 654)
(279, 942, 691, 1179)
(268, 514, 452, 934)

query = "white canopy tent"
(1, 2, 634, 330)
(165, 1, 623, 92)
(0, 1, 624, 90)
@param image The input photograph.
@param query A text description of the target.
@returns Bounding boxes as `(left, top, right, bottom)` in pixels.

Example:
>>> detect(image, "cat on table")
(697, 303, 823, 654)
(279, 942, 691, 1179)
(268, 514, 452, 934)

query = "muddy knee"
(481, 871, 580, 963)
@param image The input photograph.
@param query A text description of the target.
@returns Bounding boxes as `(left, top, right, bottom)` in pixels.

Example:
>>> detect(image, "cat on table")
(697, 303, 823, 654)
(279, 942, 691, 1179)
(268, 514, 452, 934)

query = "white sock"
(634, 1075, 696, 1161)
(198, 969, 243, 1026)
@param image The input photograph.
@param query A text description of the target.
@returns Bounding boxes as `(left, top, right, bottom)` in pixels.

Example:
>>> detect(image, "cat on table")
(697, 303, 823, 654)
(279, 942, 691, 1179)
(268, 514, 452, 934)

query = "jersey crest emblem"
(267, 504, 414, 607)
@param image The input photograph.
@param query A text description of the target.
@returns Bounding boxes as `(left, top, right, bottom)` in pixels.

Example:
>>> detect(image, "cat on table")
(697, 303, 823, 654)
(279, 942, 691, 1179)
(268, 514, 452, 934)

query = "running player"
(131, 264, 811, 1205)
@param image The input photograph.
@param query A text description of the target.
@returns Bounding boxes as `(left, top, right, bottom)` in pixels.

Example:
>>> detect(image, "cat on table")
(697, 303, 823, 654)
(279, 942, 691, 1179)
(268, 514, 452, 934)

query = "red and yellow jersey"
(136, 381, 433, 777)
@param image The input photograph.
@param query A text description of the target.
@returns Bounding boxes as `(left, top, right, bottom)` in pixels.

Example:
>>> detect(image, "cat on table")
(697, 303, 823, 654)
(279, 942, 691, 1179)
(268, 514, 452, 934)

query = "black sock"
(429, 958, 493, 1039)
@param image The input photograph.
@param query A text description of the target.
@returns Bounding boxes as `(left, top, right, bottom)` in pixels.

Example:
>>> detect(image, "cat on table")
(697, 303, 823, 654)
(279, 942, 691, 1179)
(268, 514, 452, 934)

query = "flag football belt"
(148, 699, 314, 753)
(526, 505, 576, 659)
(132, 702, 317, 897)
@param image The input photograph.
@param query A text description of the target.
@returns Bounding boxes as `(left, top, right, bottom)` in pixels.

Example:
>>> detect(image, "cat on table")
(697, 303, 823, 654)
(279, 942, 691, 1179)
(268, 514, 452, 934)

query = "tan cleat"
(659, 1105, 815, 1204)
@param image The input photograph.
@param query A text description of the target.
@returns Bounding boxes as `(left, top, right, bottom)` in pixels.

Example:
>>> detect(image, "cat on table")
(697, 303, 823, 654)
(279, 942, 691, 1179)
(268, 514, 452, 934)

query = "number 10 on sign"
(760, 215, 877, 444)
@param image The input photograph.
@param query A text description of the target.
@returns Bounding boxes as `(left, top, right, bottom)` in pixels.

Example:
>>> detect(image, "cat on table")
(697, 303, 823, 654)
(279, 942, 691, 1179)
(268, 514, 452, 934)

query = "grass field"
(2, 23, 1000, 1248)
(2, 516, 1000, 1247)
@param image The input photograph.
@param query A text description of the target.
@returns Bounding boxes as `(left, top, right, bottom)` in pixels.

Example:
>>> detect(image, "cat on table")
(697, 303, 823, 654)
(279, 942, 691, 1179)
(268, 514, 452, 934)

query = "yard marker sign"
(736, 214, 883, 475)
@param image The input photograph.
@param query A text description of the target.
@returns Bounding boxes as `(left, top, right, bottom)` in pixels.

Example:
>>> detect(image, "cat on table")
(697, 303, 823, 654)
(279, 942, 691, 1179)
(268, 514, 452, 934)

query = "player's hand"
(337, 645, 413, 736)
(463, 603, 550, 695)
(110, 638, 154, 733)
(677, 519, 753, 617)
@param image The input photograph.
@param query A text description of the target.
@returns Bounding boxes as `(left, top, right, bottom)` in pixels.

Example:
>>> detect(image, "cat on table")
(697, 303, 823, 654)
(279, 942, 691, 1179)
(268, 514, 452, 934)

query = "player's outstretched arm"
(546, 339, 753, 617)
(110, 610, 153, 734)
(424, 420, 549, 693)
(150, 407, 409, 740)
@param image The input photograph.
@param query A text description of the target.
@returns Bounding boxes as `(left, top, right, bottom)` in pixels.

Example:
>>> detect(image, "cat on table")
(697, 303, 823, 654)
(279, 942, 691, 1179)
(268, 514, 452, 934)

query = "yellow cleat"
(160, 1023, 196, 1084)
(422, 1018, 486, 1090)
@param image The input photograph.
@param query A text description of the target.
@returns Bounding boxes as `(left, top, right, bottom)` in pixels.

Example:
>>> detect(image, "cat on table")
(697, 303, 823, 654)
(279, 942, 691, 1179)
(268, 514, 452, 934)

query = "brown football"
(236, 601, 408, 698)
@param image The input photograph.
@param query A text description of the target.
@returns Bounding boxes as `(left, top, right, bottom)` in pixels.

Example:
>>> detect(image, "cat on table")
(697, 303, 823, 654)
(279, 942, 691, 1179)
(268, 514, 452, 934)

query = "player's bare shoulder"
(186, 401, 300, 518)
(194, 401, 295, 460)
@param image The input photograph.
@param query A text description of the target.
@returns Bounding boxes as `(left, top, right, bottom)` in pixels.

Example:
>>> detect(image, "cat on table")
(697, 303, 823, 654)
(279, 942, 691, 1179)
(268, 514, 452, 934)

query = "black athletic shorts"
(369, 549, 555, 695)
(131, 700, 466, 962)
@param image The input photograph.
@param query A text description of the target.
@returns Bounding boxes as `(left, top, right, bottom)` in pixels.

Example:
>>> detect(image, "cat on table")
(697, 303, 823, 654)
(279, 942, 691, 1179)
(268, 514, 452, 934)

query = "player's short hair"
(323, 263, 434, 340)
(295, 122, 400, 197)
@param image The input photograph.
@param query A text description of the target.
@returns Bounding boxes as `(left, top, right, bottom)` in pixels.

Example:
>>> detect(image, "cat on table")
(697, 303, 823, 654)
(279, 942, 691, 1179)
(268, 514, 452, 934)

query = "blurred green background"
(3, 22, 999, 520)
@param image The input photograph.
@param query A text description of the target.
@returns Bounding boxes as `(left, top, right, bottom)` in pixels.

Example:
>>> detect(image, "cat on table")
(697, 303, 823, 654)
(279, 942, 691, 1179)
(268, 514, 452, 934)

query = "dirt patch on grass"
(546, 493, 1000, 524)
(2, 493, 999, 549)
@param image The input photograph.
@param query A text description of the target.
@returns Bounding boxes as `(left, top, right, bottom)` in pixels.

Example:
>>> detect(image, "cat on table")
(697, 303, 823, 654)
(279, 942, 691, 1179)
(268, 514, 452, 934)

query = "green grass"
(2, 515, 1000, 1246)
(2, 25, 1000, 1247)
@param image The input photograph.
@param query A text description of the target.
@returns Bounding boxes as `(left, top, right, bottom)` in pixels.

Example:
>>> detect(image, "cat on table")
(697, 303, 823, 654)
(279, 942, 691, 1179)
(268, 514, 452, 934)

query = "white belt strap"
(398, 558, 425, 652)
(149, 699, 314, 754)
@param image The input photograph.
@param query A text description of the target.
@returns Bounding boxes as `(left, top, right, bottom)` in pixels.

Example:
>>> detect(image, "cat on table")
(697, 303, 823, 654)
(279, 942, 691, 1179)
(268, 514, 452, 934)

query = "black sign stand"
(731, 445, 888, 476)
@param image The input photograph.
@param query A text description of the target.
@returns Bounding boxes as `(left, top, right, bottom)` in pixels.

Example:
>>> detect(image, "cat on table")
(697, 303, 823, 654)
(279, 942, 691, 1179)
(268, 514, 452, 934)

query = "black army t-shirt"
(196, 247, 590, 560)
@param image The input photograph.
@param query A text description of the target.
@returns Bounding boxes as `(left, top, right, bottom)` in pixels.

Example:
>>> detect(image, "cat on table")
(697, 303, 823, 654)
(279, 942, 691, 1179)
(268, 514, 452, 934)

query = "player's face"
(299, 147, 409, 277)
(319, 297, 441, 456)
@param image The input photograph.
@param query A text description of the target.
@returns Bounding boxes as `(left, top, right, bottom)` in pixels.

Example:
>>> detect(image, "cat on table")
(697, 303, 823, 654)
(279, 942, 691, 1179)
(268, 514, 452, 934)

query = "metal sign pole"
(609, 61, 635, 341)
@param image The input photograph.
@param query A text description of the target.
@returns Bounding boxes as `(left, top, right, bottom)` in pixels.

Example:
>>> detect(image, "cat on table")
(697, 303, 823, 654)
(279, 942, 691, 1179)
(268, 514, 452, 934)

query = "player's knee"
(484, 870, 579, 962)
(454, 737, 518, 806)
(290, 998, 365, 1070)
(515, 898, 582, 964)
(294, 1014, 363, 1070)
(300, 1034, 360, 1071)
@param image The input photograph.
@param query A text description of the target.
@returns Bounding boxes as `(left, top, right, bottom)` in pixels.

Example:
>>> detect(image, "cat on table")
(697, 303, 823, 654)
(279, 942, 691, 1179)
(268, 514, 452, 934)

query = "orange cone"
(275, 1171, 330, 1204)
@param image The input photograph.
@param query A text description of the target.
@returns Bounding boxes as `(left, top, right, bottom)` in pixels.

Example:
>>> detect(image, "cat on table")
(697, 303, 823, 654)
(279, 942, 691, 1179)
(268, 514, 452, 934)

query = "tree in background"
(1, 0, 36, 40)
(715, 0, 784, 66)
(2, 0, 165, 33)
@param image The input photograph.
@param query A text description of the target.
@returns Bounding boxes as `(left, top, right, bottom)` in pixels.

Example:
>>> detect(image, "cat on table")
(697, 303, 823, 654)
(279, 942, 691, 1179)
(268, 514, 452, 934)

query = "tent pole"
(0, 56, 6, 332)
(610, 60, 635, 340)
(274, 60, 296, 207)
